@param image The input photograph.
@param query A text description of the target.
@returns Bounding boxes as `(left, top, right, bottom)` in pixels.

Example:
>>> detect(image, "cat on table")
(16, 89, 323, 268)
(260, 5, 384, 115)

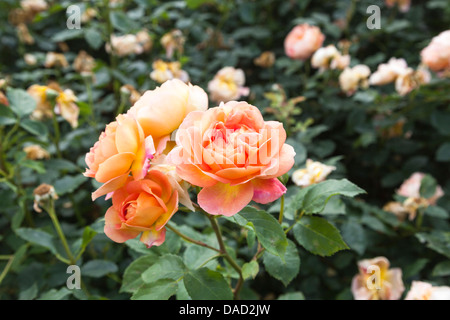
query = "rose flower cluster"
(84, 79, 295, 247)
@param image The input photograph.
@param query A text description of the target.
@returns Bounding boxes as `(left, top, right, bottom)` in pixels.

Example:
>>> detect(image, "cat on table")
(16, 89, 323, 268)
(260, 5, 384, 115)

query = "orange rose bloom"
(84, 114, 155, 200)
(167, 101, 295, 216)
(104, 170, 178, 247)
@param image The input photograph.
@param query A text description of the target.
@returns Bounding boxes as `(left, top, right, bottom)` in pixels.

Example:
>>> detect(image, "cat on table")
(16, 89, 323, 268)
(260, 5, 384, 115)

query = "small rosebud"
(33, 183, 58, 212)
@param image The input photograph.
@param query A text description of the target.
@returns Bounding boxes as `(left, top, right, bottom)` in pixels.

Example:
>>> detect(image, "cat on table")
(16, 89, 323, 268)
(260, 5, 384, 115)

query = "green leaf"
(436, 143, 450, 162)
(186, 0, 214, 9)
(184, 268, 233, 300)
(238, 207, 288, 259)
(0, 105, 16, 125)
(6, 88, 37, 118)
(242, 260, 259, 280)
(425, 206, 449, 219)
(278, 291, 305, 300)
(51, 28, 84, 42)
(183, 244, 218, 270)
(73, 226, 97, 259)
(141, 254, 187, 284)
(341, 220, 367, 255)
(416, 232, 450, 259)
(20, 119, 48, 137)
(120, 254, 158, 294)
(19, 283, 38, 300)
(54, 175, 87, 196)
(15, 228, 58, 256)
(38, 287, 72, 300)
(301, 179, 366, 214)
(81, 260, 118, 278)
(262, 239, 300, 286)
(131, 279, 178, 300)
(21, 159, 46, 174)
(432, 261, 450, 277)
(293, 216, 349, 257)
(110, 11, 138, 33)
(419, 174, 437, 199)
(85, 28, 103, 50)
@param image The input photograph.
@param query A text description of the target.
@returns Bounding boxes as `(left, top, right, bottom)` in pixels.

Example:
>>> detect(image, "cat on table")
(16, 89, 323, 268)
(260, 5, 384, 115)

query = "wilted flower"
(55, 89, 79, 128)
(405, 281, 450, 300)
(16, 23, 34, 45)
(150, 60, 189, 84)
(121, 84, 141, 106)
(0, 92, 9, 107)
(27, 84, 54, 120)
(208, 66, 249, 103)
(24, 145, 50, 160)
(395, 66, 430, 96)
(284, 24, 325, 60)
(73, 50, 96, 74)
(44, 52, 69, 68)
(351, 256, 405, 300)
(291, 159, 336, 187)
(136, 29, 153, 53)
(385, 0, 411, 13)
(254, 51, 276, 68)
(33, 183, 58, 213)
(421, 30, 450, 75)
(161, 29, 185, 59)
(339, 64, 371, 96)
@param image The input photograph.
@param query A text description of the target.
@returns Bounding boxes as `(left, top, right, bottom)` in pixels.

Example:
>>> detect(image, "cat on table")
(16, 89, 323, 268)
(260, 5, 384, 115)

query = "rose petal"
(252, 178, 287, 204)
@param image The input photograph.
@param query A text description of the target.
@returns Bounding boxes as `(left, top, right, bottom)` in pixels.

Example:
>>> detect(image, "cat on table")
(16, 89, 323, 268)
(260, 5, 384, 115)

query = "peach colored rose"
(284, 24, 325, 60)
(0, 91, 8, 106)
(207, 66, 249, 104)
(421, 30, 450, 74)
(405, 281, 450, 300)
(150, 60, 189, 84)
(104, 169, 178, 248)
(167, 101, 295, 216)
(351, 256, 405, 300)
(84, 114, 156, 200)
(127, 79, 208, 141)
(397, 172, 444, 205)
(106, 34, 143, 57)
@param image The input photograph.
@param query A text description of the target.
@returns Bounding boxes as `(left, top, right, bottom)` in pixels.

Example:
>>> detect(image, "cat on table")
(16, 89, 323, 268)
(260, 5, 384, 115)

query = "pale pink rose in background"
(397, 172, 444, 205)
(421, 30, 450, 74)
(369, 57, 409, 86)
(284, 24, 325, 60)
(167, 101, 295, 216)
(351, 256, 405, 300)
(385, 0, 411, 12)
(291, 159, 336, 187)
(208, 66, 249, 104)
(405, 281, 450, 300)
(339, 64, 371, 96)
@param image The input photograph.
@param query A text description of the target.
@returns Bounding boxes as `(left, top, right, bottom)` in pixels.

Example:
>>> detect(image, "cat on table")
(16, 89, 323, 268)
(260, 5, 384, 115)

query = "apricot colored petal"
(115, 117, 140, 154)
(252, 178, 287, 204)
(154, 190, 178, 231)
(176, 163, 218, 188)
(95, 152, 135, 183)
(198, 181, 254, 216)
(140, 228, 166, 248)
(104, 207, 140, 243)
(91, 174, 130, 201)
(264, 143, 296, 178)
